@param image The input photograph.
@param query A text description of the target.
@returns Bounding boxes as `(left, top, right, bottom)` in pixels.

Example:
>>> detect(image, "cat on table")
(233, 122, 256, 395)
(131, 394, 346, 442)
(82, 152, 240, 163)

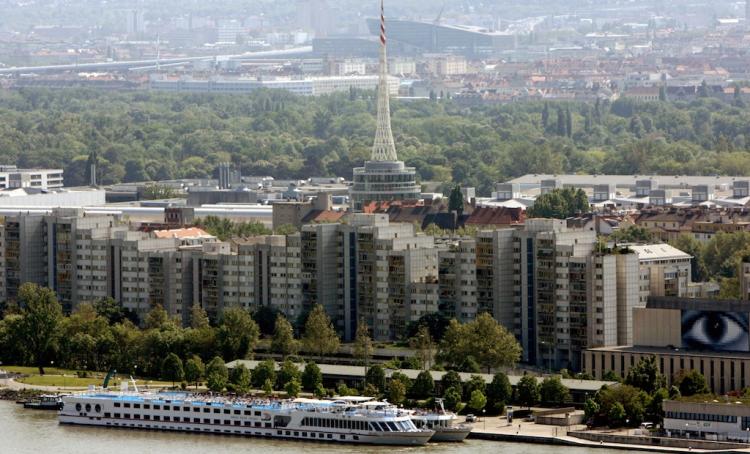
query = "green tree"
(388, 378, 407, 405)
(596, 384, 649, 425)
(527, 188, 591, 219)
(448, 185, 464, 217)
(486, 372, 512, 412)
(145, 304, 174, 331)
(463, 375, 486, 401)
(411, 370, 435, 399)
(608, 402, 627, 427)
(584, 398, 600, 420)
(285, 378, 302, 397)
(540, 376, 570, 406)
(610, 226, 654, 243)
(229, 363, 251, 393)
(443, 386, 463, 411)
(93, 297, 126, 324)
(263, 378, 274, 396)
(184, 355, 205, 390)
(301, 362, 322, 392)
(670, 234, 706, 282)
(673, 370, 709, 397)
(206, 356, 228, 392)
(469, 389, 487, 413)
(161, 353, 184, 386)
(366, 365, 386, 392)
(646, 387, 669, 424)
(252, 359, 277, 389)
(441, 370, 462, 393)
(516, 375, 540, 408)
(271, 314, 299, 358)
(438, 313, 521, 372)
(410, 325, 434, 370)
(18, 283, 63, 374)
(353, 318, 373, 368)
(302, 305, 340, 360)
(276, 359, 300, 389)
(217, 307, 260, 361)
(625, 356, 664, 394)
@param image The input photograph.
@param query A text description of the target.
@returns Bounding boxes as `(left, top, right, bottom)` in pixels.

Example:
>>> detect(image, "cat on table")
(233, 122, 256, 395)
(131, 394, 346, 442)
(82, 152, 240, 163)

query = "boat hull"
(430, 427, 472, 442)
(58, 414, 433, 446)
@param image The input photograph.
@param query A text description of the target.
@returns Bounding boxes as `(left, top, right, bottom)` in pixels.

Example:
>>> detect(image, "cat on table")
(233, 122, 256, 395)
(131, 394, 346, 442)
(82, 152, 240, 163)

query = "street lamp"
(483, 409, 486, 430)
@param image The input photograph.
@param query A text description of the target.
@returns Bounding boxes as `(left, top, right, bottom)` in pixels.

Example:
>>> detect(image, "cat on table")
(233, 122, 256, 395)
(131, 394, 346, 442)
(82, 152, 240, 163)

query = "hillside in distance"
(2, 88, 750, 194)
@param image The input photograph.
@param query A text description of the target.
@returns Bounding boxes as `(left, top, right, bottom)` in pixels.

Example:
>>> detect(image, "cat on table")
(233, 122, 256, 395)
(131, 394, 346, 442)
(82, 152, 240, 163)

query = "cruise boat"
(59, 389, 433, 446)
(410, 399, 472, 442)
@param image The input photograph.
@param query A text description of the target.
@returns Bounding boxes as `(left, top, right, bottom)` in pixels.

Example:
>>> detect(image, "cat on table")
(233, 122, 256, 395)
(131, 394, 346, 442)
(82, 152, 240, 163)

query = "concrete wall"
(634, 307, 680, 347)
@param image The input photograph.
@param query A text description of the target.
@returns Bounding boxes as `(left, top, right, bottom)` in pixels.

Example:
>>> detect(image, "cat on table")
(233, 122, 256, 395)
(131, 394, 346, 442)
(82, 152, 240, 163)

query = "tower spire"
(371, 0, 398, 162)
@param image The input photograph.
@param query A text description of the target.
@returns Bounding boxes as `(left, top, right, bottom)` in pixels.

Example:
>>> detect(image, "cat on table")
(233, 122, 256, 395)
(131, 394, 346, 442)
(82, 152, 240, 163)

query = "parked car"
(465, 414, 477, 423)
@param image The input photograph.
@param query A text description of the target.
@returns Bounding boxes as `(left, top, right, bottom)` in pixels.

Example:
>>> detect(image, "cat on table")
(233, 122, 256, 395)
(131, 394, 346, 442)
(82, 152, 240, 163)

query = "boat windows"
(387, 422, 399, 431)
(164, 416, 170, 422)
(124, 414, 130, 419)
(154, 416, 160, 421)
(134, 414, 140, 420)
(114, 413, 120, 418)
(183, 407, 189, 412)
(163, 406, 170, 411)
(75, 403, 82, 412)
(94, 404, 101, 413)
(340, 435, 345, 440)
(254, 411, 261, 416)
(134, 404, 140, 409)
(173, 417, 179, 422)
(193, 408, 200, 412)
(203, 408, 210, 413)
(254, 422, 261, 427)
(244, 410, 251, 416)
(193, 418, 200, 423)
(213, 408, 219, 414)
(114, 402, 121, 408)
(234, 421, 241, 426)
(144, 415, 150, 420)
(153, 405, 160, 410)
(124, 403, 130, 408)
(223, 409, 230, 414)
(143, 405, 150, 410)
(207, 419, 213, 424)
(234, 410, 240, 415)
(85, 404, 92, 412)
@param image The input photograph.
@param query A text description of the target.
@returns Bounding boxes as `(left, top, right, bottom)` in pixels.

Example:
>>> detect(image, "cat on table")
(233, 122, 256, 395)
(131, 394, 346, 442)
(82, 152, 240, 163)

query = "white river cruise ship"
(59, 391, 434, 446)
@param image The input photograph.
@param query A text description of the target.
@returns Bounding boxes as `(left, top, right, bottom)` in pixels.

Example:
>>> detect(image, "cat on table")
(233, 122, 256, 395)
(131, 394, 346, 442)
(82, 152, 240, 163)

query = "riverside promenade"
(468, 417, 750, 453)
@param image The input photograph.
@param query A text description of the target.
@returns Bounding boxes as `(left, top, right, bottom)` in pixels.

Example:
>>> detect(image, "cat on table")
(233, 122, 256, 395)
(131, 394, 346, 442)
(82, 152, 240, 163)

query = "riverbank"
(467, 418, 750, 453)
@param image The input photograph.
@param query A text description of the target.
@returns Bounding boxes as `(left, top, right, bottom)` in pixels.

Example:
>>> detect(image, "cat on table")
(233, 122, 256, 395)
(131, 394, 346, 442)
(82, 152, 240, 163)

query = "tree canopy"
(4, 89, 750, 196)
(438, 313, 521, 372)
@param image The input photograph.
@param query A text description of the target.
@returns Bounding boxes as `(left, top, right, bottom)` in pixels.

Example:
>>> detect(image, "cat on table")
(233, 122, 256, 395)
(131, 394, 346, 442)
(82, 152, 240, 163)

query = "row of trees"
(0, 284, 522, 378)
(6, 88, 750, 196)
(585, 356, 710, 427)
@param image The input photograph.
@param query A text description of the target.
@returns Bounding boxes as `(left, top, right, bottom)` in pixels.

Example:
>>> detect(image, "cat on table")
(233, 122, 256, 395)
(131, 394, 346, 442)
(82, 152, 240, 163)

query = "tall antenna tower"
(370, 0, 398, 162)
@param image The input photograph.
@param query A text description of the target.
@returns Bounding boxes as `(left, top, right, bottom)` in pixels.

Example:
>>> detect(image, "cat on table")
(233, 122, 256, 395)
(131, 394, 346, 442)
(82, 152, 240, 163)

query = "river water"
(0, 400, 625, 454)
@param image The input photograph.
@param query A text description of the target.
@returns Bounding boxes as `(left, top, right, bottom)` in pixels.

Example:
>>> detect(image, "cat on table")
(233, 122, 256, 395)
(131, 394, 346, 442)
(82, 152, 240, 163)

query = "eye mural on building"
(681, 310, 750, 352)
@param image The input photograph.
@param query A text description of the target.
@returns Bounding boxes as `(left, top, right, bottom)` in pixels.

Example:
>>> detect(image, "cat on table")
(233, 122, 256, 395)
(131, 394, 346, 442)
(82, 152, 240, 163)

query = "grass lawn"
(17, 374, 177, 388)
(3, 366, 78, 376)
(17, 375, 107, 387)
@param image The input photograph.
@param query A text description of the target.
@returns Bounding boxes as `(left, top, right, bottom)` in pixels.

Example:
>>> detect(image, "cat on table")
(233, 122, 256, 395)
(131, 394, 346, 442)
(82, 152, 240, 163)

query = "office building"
(584, 297, 750, 395)
(350, 4, 421, 212)
(0, 166, 63, 190)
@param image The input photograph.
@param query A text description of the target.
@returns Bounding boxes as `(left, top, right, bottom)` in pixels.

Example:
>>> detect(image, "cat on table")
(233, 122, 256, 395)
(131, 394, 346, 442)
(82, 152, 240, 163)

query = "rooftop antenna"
(129, 375, 139, 393)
